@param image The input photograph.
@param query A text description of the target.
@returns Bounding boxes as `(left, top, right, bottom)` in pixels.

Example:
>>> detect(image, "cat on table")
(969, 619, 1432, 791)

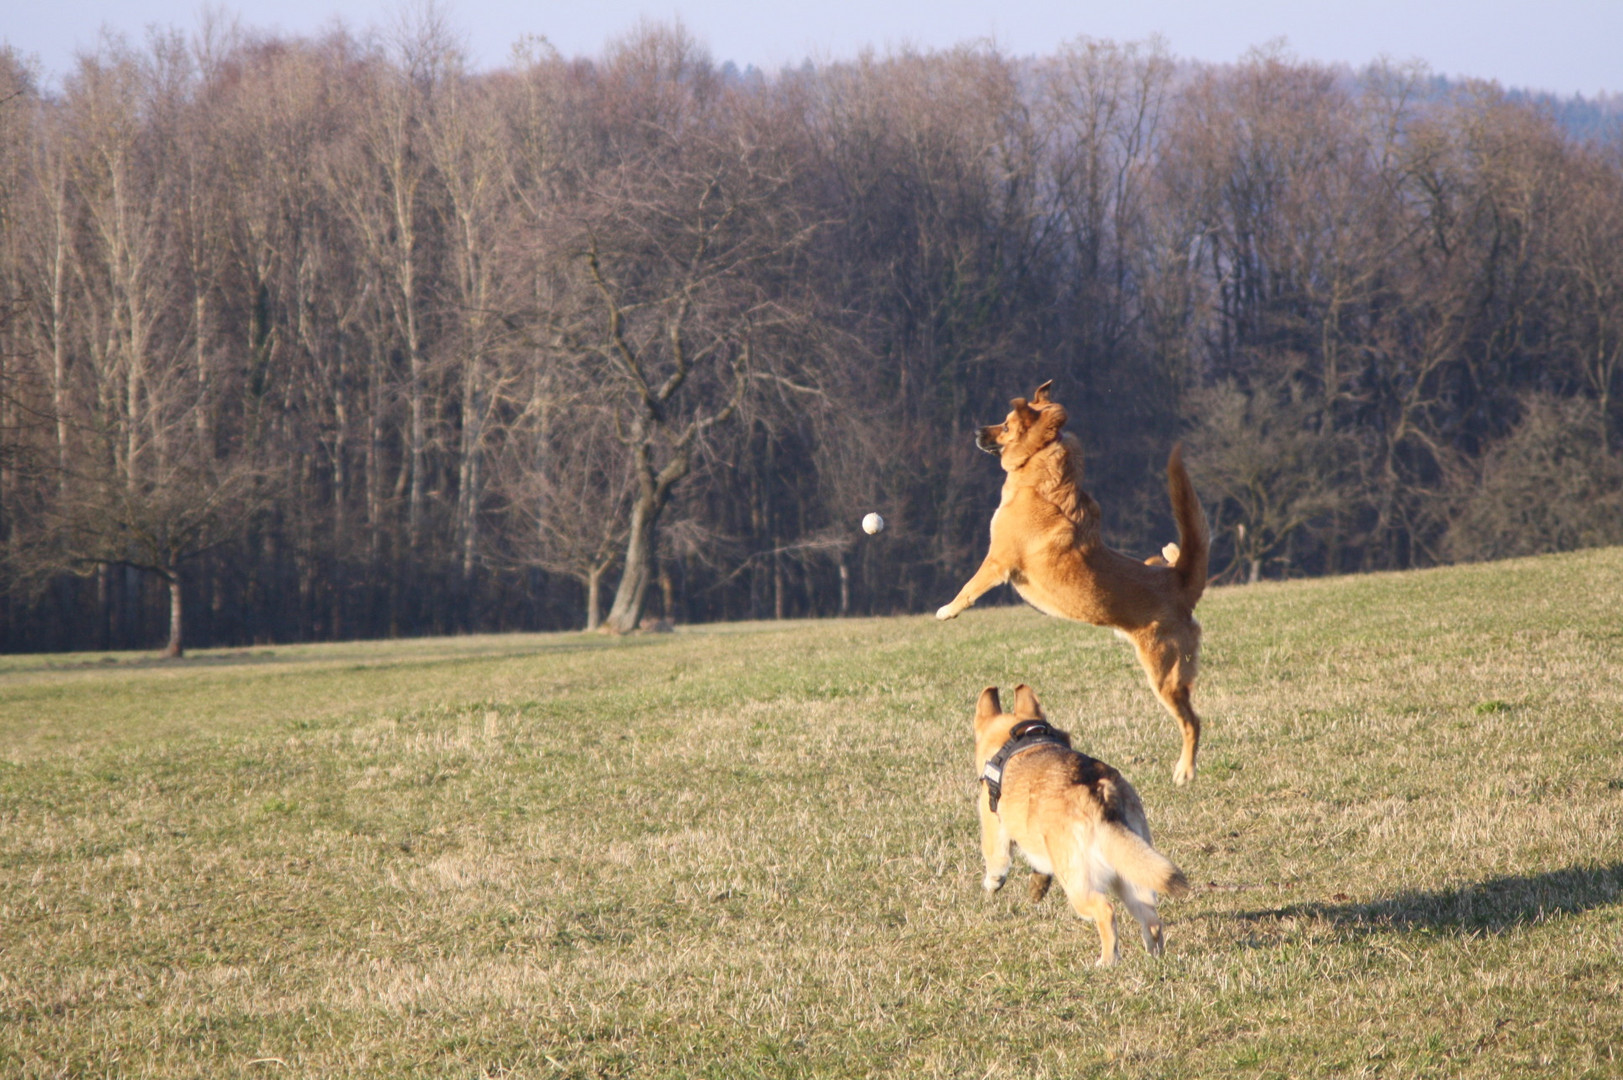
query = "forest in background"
(2, 17, 1621, 653)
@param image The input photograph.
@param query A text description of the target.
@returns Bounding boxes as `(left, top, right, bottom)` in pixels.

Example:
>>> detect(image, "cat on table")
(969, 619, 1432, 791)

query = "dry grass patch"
(2, 549, 1622, 1077)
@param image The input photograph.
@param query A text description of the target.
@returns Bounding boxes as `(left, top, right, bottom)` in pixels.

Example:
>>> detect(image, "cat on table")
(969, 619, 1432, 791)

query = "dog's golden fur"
(973, 685, 1187, 965)
(937, 381, 1211, 783)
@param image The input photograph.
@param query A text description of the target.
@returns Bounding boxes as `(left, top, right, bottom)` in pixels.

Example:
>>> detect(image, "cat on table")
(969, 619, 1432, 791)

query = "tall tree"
(489, 393, 633, 630)
(542, 28, 823, 633)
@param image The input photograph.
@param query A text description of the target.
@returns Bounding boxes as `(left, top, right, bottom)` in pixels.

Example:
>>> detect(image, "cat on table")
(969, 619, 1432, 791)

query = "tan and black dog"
(972, 685, 1187, 966)
(937, 382, 1211, 784)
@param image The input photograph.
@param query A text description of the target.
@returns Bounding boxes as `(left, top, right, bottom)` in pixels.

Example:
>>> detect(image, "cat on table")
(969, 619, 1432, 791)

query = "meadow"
(2, 548, 1621, 1078)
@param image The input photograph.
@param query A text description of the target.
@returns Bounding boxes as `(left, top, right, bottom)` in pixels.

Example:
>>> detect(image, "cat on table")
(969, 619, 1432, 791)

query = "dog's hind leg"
(1163, 685, 1201, 786)
(1067, 888, 1119, 966)
(1028, 873, 1053, 902)
(1131, 625, 1202, 785)
(1117, 885, 1165, 956)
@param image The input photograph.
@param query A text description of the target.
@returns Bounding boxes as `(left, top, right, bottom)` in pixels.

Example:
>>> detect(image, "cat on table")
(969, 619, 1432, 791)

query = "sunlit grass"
(2, 549, 1621, 1077)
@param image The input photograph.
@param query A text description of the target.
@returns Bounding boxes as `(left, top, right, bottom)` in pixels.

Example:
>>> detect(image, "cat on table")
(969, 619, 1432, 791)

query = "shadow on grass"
(1234, 863, 1623, 935)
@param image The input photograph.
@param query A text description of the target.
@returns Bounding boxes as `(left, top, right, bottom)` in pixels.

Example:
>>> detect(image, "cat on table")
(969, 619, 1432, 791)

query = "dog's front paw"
(936, 604, 959, 621)
(982, 872, 1007, 894)
(1173, 759, 1196, 786)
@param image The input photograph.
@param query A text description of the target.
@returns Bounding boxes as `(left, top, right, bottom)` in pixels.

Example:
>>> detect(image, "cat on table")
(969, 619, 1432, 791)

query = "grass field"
(3, 549, 1622, 1078)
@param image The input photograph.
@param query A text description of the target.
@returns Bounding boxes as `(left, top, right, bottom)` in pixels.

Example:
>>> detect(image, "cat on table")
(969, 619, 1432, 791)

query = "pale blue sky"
(5, 0, 1619, 97)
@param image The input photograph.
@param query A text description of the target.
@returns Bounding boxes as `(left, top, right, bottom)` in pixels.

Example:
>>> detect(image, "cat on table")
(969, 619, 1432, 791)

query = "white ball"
(861, 512, 885, 535)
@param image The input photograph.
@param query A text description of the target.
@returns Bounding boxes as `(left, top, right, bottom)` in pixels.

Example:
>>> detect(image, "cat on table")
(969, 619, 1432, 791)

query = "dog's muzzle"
(975, 428, 1001, 454)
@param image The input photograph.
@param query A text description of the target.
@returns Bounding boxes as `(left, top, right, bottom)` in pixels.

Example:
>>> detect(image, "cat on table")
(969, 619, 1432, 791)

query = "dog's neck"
(980, 719, 1072, 812)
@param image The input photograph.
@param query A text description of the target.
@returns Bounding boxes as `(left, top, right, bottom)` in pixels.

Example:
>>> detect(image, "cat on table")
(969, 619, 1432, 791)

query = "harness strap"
(980, 720, 1071, 812)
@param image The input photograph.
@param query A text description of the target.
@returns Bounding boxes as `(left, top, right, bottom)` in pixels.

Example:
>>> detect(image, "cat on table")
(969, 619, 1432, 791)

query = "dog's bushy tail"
(1099, 823, 1190, 900)
(1167, 445, 1209, 608)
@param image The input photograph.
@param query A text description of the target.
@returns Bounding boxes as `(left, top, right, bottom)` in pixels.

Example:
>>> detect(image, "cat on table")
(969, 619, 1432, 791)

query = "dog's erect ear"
(1031, 403, 1067, 442)
(1012, 684, 1044, 720)
(976, 687, 1002, 724)
(1032, 380, 1054, 405)
(1009, 398, 1038, 425)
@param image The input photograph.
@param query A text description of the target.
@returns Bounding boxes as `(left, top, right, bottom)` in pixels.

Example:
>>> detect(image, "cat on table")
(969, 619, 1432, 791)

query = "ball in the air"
(861, 512, 885, 535)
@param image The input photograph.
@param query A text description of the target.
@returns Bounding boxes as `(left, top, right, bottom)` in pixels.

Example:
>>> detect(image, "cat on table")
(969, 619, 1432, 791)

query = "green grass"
(3, 548, 1622, 1078)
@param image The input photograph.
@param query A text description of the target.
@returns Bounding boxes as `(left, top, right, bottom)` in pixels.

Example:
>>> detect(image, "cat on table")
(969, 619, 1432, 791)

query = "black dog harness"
(980, 720, 1072, 812)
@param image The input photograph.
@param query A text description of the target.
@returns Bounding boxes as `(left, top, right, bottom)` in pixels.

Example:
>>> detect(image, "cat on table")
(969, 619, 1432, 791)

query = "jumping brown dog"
(937, 382, 1211, 784)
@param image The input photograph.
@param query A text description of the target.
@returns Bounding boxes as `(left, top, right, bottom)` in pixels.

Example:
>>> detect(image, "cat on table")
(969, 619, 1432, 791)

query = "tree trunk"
(97, 564, 111, 650)
(366, 343, 385, 567)
(406, 344, 425, 548)
(585, 564, 605, 632)
(604, 493, 661, 633)
(773, 554, 785, 619)
(195, 286, 210, 444)
(459, 417, 482, 580)
(50, 196, 70, 481)
(163, 573, 184, 658)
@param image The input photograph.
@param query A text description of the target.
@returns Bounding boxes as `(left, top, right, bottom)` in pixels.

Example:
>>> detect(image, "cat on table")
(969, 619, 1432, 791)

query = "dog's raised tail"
(1167, 445, 1209, 607)
(1099, 823, 1190, 900)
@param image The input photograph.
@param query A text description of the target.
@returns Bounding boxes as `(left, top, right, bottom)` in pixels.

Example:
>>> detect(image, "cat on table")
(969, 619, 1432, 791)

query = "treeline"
(2, 21, 1621, 653)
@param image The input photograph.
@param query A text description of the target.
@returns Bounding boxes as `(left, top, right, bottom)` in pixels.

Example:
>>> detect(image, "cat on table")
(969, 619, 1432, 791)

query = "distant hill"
(1418, 72, 1622, 144)
(1515, 89, 1623, 143)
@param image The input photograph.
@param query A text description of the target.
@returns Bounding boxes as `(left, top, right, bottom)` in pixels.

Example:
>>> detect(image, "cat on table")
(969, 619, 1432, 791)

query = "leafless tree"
(30, 427, 270, 656)
(489, 395, 633, 630)
(1, 24, 1620, 651)
(1445, 393, 1623, 561)
(538, 26, 825, 632)
(1551, 147, 1623, 444)
(1188, 381, 1352, 581)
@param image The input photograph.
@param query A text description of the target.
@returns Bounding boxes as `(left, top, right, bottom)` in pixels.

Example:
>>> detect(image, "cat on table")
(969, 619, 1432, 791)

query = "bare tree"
(7, 41, 276, 656)
(1445, 393, 1623, 562)
(1188, 381, 1351, 582)
(422, 63, 518, 588)
(1039, 37, 1173, 357)
(2, 26, 1621, 652)
(540, 27, 824, 633)
(1551, 147, 1623, 444)
(31, 426, 268, 656)
(320, 38, 443, 556)
(489, 395, 633, 630)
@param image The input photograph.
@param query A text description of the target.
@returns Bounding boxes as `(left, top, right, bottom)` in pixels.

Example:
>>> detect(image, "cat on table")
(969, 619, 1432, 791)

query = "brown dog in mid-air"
(972, 684, 1187, 965)
(937, 381, 1211, 783)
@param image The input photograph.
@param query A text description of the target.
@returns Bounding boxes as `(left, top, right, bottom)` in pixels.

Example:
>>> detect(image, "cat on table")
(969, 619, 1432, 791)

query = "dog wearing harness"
(980, 719, 1072, 812)
(971, 683, 1188, 965)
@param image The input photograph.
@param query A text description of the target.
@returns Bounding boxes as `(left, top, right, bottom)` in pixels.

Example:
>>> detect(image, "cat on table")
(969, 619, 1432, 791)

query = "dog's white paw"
(936, 605, 958, 621)
(982, 873, 1006, 894)
(1173, 760, 1196, 786)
